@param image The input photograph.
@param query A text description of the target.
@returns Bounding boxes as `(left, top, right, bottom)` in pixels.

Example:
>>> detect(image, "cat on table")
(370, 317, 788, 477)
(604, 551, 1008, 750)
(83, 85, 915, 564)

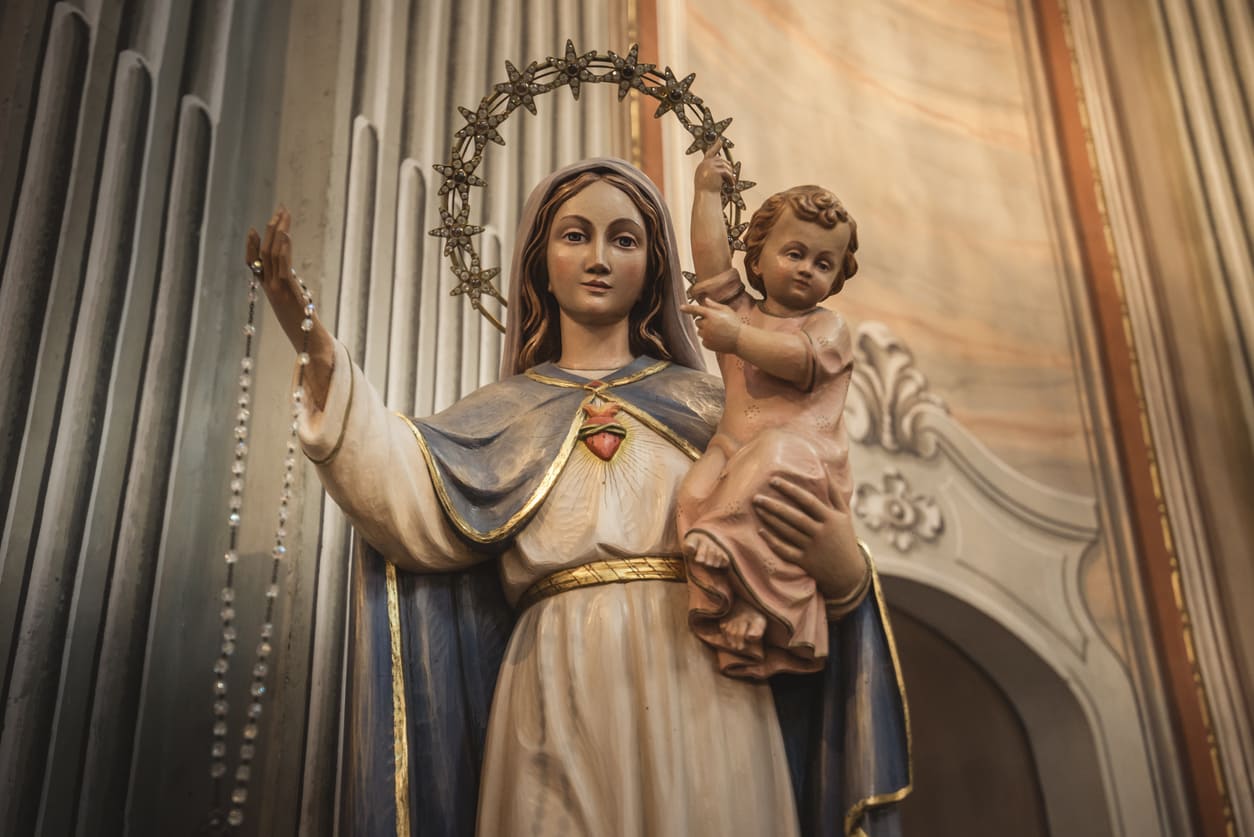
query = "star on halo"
(455, 101, 507, 150)
(605, 44, 655, 101)
(450, 264, 505, 307)
(428, 208, 484, 256)
(720, 162, 755, 212)
(685, 108, 733, 155)
(433, 155, 486, 201)
(494, 60, 544, 115)
(549, 40, 599, 100)
(649, 67, 699, 118)
(728, 222, 749, 251)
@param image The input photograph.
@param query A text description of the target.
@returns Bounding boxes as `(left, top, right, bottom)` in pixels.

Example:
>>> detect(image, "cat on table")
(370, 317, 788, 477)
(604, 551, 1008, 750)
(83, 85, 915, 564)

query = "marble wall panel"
(680, 0, 1095, 496)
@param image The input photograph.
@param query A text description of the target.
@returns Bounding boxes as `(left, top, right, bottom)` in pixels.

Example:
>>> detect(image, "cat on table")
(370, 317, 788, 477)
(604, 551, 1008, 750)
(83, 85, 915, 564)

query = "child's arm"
(691, 141, 734, 280)
(680, 297, 815, 387)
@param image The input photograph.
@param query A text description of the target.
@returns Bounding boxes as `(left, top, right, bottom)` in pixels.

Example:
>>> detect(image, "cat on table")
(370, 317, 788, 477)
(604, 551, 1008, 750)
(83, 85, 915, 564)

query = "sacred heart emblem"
(579, 401, 627, 461)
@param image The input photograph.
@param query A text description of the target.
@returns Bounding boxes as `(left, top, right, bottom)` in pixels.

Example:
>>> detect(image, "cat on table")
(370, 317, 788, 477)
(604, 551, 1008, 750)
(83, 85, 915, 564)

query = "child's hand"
(680, 297, 742, 353)
(693, 139, 734, 195)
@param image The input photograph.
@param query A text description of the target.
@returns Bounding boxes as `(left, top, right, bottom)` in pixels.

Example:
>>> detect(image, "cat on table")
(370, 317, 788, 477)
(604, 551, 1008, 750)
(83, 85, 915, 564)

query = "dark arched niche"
(884, 575, 1115, 837)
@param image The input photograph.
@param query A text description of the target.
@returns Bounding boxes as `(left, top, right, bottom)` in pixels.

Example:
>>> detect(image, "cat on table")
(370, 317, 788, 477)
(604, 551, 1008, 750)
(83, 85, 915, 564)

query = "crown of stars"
(430, 42, 752, 333)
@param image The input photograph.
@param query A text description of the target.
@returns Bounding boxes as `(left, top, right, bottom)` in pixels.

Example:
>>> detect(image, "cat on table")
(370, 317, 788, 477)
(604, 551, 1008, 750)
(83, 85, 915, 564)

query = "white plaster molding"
(850, 321, 1164, 837)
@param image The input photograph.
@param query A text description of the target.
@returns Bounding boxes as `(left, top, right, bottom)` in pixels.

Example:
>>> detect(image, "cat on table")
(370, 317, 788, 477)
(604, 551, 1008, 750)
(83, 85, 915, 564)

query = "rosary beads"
(207, 267, 314, 830)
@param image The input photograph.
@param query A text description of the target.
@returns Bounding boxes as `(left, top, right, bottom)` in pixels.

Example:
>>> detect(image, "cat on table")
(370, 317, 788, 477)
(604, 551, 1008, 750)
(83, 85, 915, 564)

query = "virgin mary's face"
(545, 180, 649, 328)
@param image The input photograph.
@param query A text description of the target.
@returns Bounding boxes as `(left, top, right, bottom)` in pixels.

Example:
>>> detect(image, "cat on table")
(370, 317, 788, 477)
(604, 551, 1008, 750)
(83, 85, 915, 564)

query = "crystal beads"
(207, 272, 315, 827)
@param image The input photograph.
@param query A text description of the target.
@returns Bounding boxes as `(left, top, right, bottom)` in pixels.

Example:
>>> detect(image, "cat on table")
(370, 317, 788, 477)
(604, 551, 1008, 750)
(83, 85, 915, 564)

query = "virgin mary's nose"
(586, 249, 610, 274)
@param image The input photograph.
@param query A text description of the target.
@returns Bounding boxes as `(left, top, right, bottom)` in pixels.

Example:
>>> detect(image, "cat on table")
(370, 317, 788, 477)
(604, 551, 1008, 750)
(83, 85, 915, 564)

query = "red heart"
(583, 431, 622, 461)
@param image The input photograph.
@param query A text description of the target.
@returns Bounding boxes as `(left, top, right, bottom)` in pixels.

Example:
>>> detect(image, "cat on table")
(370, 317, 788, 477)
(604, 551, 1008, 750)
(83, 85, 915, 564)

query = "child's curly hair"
(742, 185, 858, 298)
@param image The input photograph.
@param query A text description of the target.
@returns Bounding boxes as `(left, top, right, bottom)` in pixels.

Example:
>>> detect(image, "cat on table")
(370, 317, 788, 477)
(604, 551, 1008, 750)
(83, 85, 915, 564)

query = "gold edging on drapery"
(604, 395, 701, 461)
(397, 410, 583, 544)
(385, 562, 410, 837)
(842, 542, 913, 836)
(523, 358, 671, 390)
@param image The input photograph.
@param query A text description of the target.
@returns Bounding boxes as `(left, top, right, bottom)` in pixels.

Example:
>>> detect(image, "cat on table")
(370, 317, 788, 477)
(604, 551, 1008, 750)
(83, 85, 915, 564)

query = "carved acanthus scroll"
(846, 322, 948, 457)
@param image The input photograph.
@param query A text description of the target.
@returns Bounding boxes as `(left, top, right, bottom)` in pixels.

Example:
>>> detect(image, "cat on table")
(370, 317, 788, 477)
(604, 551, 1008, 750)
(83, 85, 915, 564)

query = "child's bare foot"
(720, 601, 767, 652)
(684, 531, 730, 569)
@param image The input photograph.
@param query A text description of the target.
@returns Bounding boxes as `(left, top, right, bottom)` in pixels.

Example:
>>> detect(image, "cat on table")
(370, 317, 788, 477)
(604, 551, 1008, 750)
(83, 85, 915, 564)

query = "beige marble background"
(677, 0, 1095, 496)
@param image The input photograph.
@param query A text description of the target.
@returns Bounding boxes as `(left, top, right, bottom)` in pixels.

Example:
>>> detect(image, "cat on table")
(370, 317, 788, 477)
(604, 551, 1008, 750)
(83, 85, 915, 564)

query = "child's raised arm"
(691, 141, 735, 280)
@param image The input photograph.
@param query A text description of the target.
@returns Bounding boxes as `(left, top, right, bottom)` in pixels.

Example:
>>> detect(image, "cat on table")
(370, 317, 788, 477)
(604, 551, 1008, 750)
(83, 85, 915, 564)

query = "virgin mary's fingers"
(754, 493, 818, 538)
(277, 209, 293, 284)
(755, 505, 810, 552)
(276, 232, 292, 287)
(759, 527, 804, 565)
(703, 137, 724, 160)
(768, 476, 829, 518)
(679, 302, 708, 318)
(261, 208, 279, 268)
(246, 228, 261, 268)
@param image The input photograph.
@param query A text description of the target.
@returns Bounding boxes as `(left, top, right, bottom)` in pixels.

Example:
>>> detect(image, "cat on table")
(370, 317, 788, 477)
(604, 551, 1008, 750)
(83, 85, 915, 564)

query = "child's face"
(752, 209, 851, 315)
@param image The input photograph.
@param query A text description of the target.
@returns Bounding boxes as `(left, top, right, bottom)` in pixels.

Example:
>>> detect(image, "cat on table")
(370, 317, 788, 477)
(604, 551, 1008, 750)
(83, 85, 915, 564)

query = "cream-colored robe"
(299, 341, 799, 837)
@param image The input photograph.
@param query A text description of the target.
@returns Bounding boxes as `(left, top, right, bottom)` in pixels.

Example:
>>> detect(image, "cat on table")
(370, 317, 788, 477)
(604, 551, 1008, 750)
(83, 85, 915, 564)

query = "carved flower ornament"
(854, 468, 944, 552)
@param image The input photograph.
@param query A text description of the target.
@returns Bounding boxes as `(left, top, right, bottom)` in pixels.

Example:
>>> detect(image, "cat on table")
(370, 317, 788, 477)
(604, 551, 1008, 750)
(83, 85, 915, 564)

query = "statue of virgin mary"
(291, 157, 909, 836)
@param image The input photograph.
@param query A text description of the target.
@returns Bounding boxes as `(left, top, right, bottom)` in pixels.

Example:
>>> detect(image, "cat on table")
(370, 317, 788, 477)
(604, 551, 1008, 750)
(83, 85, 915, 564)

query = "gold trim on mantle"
(397, 410, 584, 545)
(843, 542, 914, 837)
(385, 562, 410, 837)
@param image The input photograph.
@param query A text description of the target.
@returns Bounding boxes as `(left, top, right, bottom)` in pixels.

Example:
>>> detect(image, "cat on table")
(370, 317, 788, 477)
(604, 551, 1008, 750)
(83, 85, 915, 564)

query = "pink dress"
(678, 269, 854, 679)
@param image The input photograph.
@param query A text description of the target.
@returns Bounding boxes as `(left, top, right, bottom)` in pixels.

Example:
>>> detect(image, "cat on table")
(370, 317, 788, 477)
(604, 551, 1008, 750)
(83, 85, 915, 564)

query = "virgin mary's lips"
(582, 280, 611, 289)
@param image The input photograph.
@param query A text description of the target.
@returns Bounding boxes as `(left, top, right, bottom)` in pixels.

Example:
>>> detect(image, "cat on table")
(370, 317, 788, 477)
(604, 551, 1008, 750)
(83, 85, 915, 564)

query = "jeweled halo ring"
(429, 40, 755, 333)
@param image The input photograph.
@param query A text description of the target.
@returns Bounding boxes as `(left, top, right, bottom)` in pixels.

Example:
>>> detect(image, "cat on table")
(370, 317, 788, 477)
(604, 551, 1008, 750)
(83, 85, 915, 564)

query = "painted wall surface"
(672, 0, 1250, 834)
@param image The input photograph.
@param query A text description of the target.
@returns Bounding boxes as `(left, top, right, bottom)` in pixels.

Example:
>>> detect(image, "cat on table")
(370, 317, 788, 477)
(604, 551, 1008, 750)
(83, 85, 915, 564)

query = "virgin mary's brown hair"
(743, 185, 859, 298)
(514, 170, 673, 372)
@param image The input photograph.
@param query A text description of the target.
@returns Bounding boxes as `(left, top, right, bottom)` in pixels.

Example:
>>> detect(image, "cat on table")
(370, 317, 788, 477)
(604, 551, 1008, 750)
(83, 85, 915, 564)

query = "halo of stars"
(430, 40, 754, 333)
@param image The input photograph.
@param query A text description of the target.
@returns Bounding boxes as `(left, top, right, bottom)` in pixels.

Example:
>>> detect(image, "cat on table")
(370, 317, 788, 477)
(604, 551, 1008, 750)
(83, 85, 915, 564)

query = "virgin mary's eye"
(615, 234, 638, 248)
(561, 230, 586, 243)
